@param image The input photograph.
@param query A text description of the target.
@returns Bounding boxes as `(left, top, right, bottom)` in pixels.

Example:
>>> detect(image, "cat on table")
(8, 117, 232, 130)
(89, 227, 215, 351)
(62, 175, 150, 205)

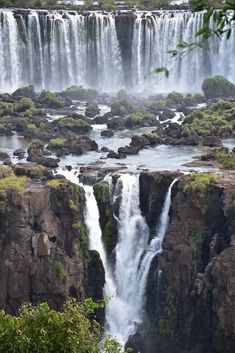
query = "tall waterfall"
(84, 174, 177, 347)
(0, 9, 234, 93)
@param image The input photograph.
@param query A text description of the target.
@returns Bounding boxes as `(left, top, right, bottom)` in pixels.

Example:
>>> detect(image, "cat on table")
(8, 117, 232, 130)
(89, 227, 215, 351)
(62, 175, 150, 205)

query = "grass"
(53, 260, 68, 283)
(0, 174, 28, 199)
(216, 151, 235, 169)
(184, 173, 219, 194)
(49, 138, 65, 148)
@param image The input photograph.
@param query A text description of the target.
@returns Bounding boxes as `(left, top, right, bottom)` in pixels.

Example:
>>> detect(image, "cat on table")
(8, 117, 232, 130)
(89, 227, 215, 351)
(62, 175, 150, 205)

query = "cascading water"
(84, 185, 116, 301)
(105, 175, 177, 346)
(0, 9, 234, 92)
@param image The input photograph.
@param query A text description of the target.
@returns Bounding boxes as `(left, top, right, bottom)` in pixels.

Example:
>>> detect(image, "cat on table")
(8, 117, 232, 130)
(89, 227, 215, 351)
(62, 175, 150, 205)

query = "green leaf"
(154, 67, 169, 78)
(167, 50, 178, 57)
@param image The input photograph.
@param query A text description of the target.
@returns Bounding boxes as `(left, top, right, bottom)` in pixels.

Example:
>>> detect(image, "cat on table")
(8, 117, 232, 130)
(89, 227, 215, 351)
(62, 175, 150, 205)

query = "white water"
(0, 10, 234, 92)
(84, 185, 116, 299)
(84, 174, 178, 347)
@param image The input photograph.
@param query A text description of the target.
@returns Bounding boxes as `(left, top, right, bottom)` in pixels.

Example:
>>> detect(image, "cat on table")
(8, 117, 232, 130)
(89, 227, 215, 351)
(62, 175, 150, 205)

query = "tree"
(0, 298, 127, 353)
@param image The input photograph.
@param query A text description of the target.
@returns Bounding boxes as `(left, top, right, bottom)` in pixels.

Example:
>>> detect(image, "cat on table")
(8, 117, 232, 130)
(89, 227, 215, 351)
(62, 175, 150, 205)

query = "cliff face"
(137, 172, 235, 353)
(0, 177, 104, 314)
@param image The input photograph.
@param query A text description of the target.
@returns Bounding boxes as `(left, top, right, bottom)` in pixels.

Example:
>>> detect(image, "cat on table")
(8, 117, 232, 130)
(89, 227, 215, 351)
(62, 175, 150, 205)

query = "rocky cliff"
(131, 172, 235, 353)
(0, 168, 104, 314)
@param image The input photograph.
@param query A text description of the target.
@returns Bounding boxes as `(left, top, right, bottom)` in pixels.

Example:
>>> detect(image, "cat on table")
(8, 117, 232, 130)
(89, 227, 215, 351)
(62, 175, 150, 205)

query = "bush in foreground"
(0, 298, 127, 353)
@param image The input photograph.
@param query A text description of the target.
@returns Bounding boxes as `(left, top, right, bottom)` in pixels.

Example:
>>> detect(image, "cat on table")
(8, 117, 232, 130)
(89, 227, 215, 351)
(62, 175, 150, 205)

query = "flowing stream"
(84, 174, 177, 347)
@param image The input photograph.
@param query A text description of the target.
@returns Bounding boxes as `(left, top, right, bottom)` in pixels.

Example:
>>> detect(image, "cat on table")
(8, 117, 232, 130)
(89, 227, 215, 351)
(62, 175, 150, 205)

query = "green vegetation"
(46, 178, 69, 189)
(127, 111, 155, 123)
(58, 117, 91, 131)
(216, 151, 235, 168)
(53, 259, 68, 283)
(39, 90, 64, 108)
(167, 91, 183, 104)
(159, 284, 177, 337)
(0, 102, 13, 116)
(12, 85, 35, 98)
(184, 173, 219, 194)
(182, 99, 235, 137)
(49, 138, 65, 148)
(0, 172, 27, 199)
(30, 165, 45, 178)
(111, 99, 134, 116)
(62, 85, 98, 100)
(94, 182, 109, 204)
(23, 107, 43, 117)
(85, 103, 100, 117)
(188, 229, 201, 256)
(202, 76, 235, 100)
(14, 97, 35, 113)
(27, 123, 36, 130)
(0, 298, 126, 353)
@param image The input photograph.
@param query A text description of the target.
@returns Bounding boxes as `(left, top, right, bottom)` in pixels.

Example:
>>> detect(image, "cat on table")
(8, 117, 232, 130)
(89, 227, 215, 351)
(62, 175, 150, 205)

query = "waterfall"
(104, 175, 177, 346)
(0, 9, 234, 93)
(84, 185, 116, 300)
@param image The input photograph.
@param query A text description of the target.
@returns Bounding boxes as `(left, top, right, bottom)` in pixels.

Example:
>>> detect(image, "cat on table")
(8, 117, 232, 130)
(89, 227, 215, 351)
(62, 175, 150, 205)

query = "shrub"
(39, 90, 64, 108)
(111, 99, 134, 116)
(167, 91, 183, 104)
(216, 151, 235, 168)
(12, 85, 35, 98)
(53, 259, 68, 283)
(14, 97, 35, 112)
(24, 107, 43, 117)
(27, 123, 36, 130)
(49, 138, 65, 148)
(184, 173, 219, 194)
(58, 117, 91, 131)
(0, 298, 126, 353)
(0, 174, 27, 199)
(63, 85, 98, 100)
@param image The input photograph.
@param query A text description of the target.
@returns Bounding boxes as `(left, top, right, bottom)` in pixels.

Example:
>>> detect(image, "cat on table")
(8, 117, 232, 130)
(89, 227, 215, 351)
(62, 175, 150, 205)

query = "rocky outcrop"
(0, 176, 104, 314)
(134, 172, 235, 353)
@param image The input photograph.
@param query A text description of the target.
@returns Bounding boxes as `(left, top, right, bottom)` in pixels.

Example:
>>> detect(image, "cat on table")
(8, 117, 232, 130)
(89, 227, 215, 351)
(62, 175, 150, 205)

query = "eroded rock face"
(0, 179, 104, 314)
(136, 173, 235, 353)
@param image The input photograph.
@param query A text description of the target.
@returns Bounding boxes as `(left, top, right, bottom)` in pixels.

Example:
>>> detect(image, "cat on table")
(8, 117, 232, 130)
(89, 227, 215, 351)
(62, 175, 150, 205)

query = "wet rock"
(0, 152, 10, 161)
(13, 148, 25, 159)
(101, 130, 114, 138)
(118, 145, 140, 154)
(107, 150, 126, 159)
(3, 158, 12, 166)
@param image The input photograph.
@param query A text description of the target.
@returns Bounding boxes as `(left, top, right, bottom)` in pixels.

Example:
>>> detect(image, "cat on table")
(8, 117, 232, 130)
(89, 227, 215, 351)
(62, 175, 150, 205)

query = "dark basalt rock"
(0, 152, 10, 161)
(107, 150, 127, 159)
(101, 130, 114, 138)
(118, 145, 140, 154)
(13, 148, 25, 159)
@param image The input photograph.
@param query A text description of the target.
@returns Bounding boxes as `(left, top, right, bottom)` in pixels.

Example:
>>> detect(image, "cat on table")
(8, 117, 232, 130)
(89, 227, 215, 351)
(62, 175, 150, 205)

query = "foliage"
(85, 103, 100, 117)
(182, 99, 235, 138)
(53, 259, 68, 283)
(57, 117, 91, 130)
(14, 97, 35, 113)
(46, 178, 69, 188)
(39, 90, 64, 108)
(27, 123, 36, 130)
(0, 102, 13, 116)
(111, 99, 134, 116)
(188, 229, 201, 255)
(94, 182, 109, 204)
(30, 165, 45, 178)
(24, 107, 43, 118)
(63, 85, 98, 100)
(12, 85, 35, 98)
(49, 138, 65, 148)
(159, 284, 177, 337)
(127, 111, 155, 123)
(0, 173, 27, 199)
(0, 298, 127, 353)
(184, 173, 219, 194)
(216, 151, 235, 168)
(167, 91, 183, 104)
(202, 76, 235, 99)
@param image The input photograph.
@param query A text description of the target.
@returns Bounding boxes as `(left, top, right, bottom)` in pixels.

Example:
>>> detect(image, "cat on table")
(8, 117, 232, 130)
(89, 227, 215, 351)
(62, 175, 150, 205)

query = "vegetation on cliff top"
(184, 173, 219, 194)
(0, 298, 127, 353)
